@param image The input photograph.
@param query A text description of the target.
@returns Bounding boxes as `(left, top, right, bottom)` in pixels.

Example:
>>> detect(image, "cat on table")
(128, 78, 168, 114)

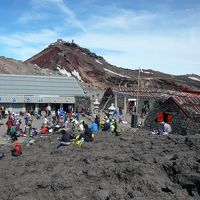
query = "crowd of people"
(0, 108, 120, 157)
(0, 104, 173, 158)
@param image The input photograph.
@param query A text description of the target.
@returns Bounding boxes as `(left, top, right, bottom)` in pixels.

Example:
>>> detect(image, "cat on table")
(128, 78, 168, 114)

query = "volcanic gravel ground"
(0, 128, 200, 200)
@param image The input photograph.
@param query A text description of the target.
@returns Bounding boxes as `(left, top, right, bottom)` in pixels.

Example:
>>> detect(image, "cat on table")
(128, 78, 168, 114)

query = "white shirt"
(164, 123, 172, 133)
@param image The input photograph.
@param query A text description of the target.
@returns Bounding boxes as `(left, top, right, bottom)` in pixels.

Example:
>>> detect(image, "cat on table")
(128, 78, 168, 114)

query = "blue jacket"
(91, 122, 98, 132)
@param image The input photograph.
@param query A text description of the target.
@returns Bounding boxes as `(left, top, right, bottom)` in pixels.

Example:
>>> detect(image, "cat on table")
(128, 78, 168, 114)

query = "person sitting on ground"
(11, 140, 22, 156)
(78, 120, 85, 131)
(31, 128, 38, 137)
(41, 126, 49, 135)
(153, 121, 172, 135)
(56, 128, 71, 148)
(101, 116, 107, 130)
(94, 114, 100, 130)
(78, 124, 93, 142)
(102, 119, 110, 132)
(160, 121, 172, 135)
(90, 120, 99, 133)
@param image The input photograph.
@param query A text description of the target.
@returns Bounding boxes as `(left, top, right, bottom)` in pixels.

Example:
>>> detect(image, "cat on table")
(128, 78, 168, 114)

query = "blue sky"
(0, 0, 200, 75)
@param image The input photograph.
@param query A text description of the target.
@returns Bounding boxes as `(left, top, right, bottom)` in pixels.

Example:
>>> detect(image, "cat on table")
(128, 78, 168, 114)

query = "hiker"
(6, 118, 13, 135)
(110, 119, 118, 135)
(41, 126, 49, 135)
(141, 106, 147, 118)
(44, 117, 49, 125)
(102, 119, 110, 132)
(91, 120, 99, 133)
(47, 104, 51, 116)
(118, 108, 123, 123)
(79, 124, 93, 142)
(36, 112, 40, 120)
(16, 118, 22, 132)
(11, 140, 22, 156)
(71, 118, 79, 134)
(152, 121, 172, 135)
(101, 116, 106, 130)
(56, 129, 71, 148)
(10, 125, 18, 141)
(160, 121, 172, 135)
(52, 115, 57, 124)
(94, 114, 100, 130)
(24, 113, 29, 126)
(78, 120, 85, 131)
(59, 115, 65, 128)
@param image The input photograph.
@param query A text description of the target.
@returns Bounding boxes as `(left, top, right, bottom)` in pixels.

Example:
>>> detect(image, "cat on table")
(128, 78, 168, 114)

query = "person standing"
(47, 104, 51, 116)
(6, 118, 13, 135)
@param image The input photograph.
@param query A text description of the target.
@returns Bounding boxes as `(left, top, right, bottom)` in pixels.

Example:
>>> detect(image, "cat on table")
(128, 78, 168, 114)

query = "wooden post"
(123, 95, 127, 121)
(115, 94, 117, 108)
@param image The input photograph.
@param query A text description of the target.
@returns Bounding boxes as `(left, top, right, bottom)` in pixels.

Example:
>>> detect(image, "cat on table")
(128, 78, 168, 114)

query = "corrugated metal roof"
(171, 96, 200, 117)
(0, 74, 84, 96)
(112, 87, 200, 99)
(111, 87, 200, 117)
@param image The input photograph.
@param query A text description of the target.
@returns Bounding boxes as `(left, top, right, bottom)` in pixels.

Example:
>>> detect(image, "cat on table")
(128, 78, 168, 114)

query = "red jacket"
(6, 120, 13, 129)
(13, 141, 22, 155)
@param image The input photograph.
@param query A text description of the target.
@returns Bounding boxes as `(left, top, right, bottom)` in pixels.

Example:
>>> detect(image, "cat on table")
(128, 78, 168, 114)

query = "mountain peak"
(1, 39, 199, 91)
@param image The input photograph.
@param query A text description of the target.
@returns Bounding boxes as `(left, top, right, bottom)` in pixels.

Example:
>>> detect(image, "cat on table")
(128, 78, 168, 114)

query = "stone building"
(144, 95, 200, 135)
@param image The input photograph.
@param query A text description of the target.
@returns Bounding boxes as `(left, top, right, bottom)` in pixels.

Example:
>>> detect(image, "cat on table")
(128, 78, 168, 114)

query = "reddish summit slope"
(26, 39, 124, 88)
(26, 39, 200, 90)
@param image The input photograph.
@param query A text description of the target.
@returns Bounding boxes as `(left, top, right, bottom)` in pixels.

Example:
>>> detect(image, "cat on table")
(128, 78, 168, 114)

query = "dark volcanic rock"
(0, 131, 200, 199)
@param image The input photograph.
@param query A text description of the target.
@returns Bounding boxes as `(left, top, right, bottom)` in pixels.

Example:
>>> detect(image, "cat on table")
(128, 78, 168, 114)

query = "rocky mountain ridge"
(0, 39, 199, 91)
(25, 39, 200, 91)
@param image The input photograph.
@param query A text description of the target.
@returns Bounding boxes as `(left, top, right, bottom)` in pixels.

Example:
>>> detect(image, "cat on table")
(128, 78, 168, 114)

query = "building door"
(63, 104, 74, 112)
(11, 103, 24, 113)
(25, 103, 35, 114)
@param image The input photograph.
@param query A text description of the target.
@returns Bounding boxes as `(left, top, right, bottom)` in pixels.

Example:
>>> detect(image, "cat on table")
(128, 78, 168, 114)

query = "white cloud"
(18, 12, 48, 23)
(9, 46, 41, 60)
(72, 32, 200, 74)
(87, 9, 156, 32)
(29, 0, 86, 31)
(0, 29, 61, 60)
(0, 3, 200, 75)
(0, 29, 59, 47)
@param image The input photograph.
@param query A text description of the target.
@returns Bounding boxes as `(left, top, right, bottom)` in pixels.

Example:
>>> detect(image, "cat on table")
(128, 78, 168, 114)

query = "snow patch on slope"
(104, 68, 131, 78)
(72, 69, 83, 81)
(95, 59, 102, 65)
(188, 77, 200, 82)
(143, 71, 154, 74)
(56, 66, 71, 77)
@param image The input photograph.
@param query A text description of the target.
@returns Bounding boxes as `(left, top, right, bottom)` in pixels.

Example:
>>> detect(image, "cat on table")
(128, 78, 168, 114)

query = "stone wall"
(144, 99, 200, 135)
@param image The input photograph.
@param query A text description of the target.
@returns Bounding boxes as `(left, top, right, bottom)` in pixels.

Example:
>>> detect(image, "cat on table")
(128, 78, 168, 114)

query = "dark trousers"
(7, 128, 10, 135)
